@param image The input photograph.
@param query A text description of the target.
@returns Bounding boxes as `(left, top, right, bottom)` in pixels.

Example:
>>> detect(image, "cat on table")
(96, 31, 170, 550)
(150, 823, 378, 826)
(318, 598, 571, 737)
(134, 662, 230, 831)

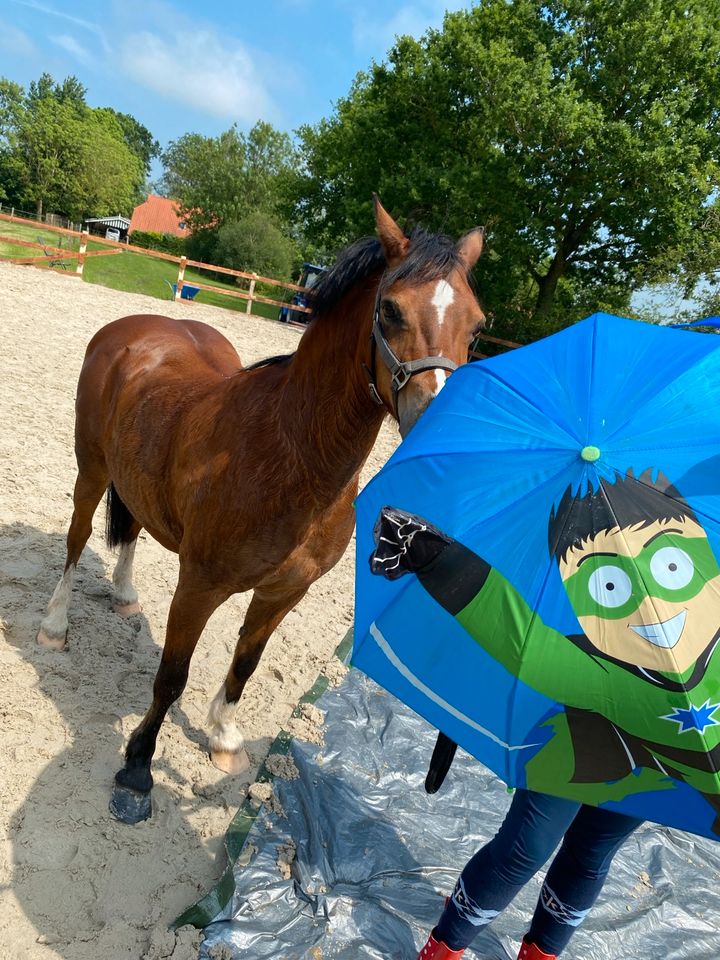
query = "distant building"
(129, 195, 190, 238)
(82, 214, 130, 241)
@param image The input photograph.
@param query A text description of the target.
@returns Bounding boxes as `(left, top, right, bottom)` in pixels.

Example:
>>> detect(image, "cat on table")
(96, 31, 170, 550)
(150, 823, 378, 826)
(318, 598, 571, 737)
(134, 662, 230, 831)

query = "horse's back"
(83, 314, 243, 380)
(74, 315, 243, 506)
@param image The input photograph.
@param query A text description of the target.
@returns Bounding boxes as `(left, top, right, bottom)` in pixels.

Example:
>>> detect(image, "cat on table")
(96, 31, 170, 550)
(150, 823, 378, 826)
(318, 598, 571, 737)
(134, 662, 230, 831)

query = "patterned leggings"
(434, 789, 642, 956)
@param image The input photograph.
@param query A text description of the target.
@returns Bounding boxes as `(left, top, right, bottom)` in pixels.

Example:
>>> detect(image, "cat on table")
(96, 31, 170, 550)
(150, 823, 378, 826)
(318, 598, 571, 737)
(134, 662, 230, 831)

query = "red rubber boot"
(417, 932, 465, 959)
(517, 938, 557, 960)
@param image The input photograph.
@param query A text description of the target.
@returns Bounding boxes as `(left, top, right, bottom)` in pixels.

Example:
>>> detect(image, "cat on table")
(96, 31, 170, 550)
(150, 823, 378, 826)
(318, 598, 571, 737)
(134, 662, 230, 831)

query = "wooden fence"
(470, 330, 521, 359)
(0, 210, 311, 317)
(0, 229, 123, 273)
(0, 209, 521, 353)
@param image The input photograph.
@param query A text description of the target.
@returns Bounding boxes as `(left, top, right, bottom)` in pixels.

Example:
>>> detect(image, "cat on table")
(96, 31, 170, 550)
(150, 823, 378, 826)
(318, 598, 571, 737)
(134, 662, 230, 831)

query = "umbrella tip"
(580, 445, 601, 462)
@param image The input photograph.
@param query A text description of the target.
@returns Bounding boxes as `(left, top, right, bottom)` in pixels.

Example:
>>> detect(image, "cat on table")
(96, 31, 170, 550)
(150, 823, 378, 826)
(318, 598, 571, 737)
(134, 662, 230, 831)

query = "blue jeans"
(434, 788, 642, 956)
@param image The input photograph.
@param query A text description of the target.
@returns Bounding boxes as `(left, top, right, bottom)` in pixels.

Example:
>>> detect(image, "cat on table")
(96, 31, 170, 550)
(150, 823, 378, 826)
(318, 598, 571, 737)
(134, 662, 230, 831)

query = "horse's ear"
(456, 227, 485, 270)
(373, 193, 410, 267)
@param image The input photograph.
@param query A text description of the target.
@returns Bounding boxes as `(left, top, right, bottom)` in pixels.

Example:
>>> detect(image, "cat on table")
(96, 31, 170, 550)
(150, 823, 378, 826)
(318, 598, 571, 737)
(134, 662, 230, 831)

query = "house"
(128, 195, 190, 238)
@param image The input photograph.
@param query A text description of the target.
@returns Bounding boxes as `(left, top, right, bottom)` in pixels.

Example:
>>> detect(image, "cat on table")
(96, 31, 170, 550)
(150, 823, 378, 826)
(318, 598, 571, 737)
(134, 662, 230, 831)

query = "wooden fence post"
(175, 256, 187, 301)
(76, 229, 89, 276)
(246, 273, 258, 315)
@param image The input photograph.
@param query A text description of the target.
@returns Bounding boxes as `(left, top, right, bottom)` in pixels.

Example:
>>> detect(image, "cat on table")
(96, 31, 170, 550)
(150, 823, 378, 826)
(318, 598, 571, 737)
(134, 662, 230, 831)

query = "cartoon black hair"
(548, 468, 697, 564)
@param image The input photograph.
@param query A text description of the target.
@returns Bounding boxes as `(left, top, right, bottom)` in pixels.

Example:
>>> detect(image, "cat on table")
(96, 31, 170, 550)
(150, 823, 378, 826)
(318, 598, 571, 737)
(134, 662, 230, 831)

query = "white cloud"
(10, 0, 111, 52)
(119, 28, 277, 123)
(0, 19, 37, 57)
(50, 33, 92, 65)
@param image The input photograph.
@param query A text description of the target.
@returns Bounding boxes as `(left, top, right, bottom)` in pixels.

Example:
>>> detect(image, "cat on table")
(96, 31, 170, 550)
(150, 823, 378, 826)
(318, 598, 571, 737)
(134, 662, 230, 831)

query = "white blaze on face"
(431, 278, 454, 327)
(433, 369, 448, 396)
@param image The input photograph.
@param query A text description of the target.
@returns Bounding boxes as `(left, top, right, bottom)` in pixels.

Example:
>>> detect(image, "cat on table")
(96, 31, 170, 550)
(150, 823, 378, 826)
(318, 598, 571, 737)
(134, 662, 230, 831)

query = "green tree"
(15, 94, 81, 216)
(97, 107, 160, 181)
(161, 121, 297, 232)
(67, 111, 144, 219)
(0, 79, 25, 202)
(214, 211, 298, 280)
(293, 0, 720, 341)
(0, 73, 152, 219)
(642, 195, 720, 315)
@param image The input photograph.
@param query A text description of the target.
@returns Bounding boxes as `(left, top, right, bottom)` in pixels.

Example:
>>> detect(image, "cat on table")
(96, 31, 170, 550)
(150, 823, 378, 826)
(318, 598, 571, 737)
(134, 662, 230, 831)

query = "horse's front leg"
(207, 582, 310, 774)
(110, 569, 226, 823)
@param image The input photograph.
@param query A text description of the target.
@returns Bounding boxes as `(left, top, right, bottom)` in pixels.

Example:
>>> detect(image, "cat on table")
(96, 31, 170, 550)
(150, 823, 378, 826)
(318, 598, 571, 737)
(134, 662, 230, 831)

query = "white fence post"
(175, 256, 187, 301)
(76, 230, 89, 276)
(246, 273, 257, 315)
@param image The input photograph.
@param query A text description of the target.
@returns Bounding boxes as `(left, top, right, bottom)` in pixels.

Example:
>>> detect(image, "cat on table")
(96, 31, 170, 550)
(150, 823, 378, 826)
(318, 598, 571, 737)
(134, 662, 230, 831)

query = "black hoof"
(109, 783, 152, 824)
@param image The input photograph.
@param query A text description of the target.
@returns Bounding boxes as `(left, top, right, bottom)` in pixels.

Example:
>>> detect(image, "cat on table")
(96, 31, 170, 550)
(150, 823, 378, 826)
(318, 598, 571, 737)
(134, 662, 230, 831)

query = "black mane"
(244, 353, 294, 370)
(310, 227, 466, 319)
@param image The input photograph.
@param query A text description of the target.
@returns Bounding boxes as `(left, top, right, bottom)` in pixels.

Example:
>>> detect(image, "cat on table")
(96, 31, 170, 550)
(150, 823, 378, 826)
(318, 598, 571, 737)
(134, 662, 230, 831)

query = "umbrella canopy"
(353, 312, 720, 841)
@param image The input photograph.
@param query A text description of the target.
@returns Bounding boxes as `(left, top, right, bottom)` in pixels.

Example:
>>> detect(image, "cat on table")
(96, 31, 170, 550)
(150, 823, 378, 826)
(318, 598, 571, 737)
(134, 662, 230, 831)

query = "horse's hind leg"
(38, 468, 108, 650)
(107, 485, 143, 616)
(111, 534, 142, 616)
(207, 582, 309, 775)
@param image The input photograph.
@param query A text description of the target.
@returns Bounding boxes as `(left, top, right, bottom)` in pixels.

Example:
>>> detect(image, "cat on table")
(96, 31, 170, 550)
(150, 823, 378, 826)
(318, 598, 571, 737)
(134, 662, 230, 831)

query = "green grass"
(0, 219, 290, 321)
(0, 220, 79, 268)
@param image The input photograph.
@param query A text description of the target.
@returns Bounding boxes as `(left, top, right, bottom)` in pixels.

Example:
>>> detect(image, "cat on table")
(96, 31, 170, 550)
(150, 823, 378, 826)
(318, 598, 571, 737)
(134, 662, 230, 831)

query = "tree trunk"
(35, 197, 43, 218)
(534, 249, 567, 320)
(534, 210, 597, 322)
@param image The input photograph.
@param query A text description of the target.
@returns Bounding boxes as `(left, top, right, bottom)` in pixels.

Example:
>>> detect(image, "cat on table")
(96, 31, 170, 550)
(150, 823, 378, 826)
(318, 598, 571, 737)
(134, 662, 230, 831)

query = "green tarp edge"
(173, 627, 354, 930)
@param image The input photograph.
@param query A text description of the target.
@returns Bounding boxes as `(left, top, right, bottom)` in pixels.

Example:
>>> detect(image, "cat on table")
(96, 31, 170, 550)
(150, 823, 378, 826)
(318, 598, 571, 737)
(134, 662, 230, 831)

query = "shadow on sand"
(0, 521, 269, 959)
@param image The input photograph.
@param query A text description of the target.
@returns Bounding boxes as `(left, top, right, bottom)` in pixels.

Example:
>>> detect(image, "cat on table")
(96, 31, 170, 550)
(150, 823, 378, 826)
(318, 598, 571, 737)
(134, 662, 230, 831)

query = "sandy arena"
(0, 262, 399, 960)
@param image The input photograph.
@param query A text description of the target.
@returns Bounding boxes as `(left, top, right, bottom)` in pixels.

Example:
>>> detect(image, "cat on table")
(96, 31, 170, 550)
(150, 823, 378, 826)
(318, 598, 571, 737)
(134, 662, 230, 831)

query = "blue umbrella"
(669, 317, 720, 331)
(353, 312, 720, 841)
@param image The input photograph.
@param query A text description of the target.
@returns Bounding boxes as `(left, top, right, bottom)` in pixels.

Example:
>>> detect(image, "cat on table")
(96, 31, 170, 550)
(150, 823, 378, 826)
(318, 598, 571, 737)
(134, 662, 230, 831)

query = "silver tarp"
(199, 667, 720, 959)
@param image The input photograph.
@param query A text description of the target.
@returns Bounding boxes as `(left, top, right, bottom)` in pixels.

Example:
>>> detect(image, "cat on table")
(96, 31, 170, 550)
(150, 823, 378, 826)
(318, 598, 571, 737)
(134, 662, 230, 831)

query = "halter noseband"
(366, 285, 459, 416)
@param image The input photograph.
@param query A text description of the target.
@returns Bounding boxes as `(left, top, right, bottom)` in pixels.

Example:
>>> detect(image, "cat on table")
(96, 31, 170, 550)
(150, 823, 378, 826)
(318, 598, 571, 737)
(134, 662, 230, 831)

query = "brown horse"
(38, 197, 485, 823)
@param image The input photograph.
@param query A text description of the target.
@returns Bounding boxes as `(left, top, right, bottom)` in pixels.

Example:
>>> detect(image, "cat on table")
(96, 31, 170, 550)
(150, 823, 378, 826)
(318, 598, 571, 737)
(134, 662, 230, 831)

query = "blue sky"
(0, 0, 467, 157)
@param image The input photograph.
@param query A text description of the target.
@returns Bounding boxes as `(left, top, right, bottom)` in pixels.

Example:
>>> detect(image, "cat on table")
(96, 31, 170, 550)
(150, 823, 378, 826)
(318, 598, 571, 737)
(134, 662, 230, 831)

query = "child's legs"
(526, 804, 643, 956)
(435, 789, 580, 951)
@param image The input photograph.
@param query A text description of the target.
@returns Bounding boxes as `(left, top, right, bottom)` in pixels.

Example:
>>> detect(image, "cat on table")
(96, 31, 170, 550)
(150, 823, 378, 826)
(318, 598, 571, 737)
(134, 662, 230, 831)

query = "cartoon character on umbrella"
(370, 468, 720, 833)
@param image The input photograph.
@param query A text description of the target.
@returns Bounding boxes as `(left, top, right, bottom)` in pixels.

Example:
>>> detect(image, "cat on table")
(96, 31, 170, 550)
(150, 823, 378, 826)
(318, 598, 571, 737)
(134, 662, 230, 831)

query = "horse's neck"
(281, 293, 386, 500)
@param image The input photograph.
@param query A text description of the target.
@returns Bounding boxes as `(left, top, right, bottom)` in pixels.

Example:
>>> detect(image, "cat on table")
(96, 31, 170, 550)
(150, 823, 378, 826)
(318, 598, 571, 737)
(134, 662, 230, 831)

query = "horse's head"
(370, 197, 486, 437)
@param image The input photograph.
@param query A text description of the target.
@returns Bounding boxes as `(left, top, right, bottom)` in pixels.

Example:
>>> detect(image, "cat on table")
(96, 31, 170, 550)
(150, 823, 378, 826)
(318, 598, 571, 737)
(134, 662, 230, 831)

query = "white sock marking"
(207, 682, 245, 753)
(112, 540, 139, 605)
(40, 565, 76, 638)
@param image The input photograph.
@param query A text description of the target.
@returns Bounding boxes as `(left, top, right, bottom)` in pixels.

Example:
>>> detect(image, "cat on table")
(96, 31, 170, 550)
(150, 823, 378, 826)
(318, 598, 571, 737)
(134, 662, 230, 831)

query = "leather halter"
(366, 287, 459, 417)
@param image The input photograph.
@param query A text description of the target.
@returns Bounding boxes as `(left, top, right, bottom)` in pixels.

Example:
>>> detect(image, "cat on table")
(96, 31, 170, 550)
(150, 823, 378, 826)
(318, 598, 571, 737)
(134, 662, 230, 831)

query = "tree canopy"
(0, 72, 151, 220)
(292, 0, 720, 340)
(161, 121, 297, 232)
(161, 120, 299, 272)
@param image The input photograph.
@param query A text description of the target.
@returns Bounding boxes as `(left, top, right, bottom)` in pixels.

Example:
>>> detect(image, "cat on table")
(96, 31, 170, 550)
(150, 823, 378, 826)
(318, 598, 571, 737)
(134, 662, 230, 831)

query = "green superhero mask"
(563, 533, 720, 621)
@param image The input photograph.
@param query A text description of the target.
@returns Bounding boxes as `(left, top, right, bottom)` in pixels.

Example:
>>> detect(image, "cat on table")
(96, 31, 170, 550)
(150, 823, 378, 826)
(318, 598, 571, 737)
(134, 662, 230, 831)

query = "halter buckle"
(391, 365, 412, 392)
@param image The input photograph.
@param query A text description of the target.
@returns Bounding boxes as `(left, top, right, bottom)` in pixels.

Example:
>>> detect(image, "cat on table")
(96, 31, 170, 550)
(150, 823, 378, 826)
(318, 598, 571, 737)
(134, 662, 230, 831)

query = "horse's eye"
(382, 300, 402, 326)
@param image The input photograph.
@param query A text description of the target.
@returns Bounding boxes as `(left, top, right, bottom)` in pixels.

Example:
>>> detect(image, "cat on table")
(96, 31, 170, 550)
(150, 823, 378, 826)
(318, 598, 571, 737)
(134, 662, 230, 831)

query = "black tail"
(105, 483, 136, 548)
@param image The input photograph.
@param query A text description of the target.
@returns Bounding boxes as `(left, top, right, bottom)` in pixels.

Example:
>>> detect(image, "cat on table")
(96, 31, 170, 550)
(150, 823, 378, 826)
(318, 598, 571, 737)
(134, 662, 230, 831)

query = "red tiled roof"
(129, 195, 190, 237)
